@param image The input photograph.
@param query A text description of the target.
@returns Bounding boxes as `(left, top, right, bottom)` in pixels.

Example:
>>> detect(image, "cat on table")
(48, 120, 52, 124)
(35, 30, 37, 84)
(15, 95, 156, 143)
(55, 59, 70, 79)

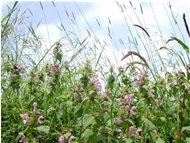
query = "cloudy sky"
(1, 0, 190, 69)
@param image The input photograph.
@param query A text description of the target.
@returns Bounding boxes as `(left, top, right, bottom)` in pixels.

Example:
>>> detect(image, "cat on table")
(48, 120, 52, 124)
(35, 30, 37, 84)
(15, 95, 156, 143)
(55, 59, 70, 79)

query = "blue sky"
(1, 0, 190, 70)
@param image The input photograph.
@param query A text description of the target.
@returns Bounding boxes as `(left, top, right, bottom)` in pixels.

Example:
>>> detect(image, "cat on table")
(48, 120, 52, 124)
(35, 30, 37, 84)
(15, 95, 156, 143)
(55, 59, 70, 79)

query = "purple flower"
(15, 65, 22, 73)
(155, 99, 159, 105)
(88, 74, 101, 90)
(32, 102, 37, 112)
(18, 132, 26, 142)
(68, 135, 75, 143)
(105, 89, 111, 95)
(23, 114, 29, 124)
(58, 135, 65, 143)
(34, 73, 39, 81)
(136, 128, 142, 137)
(124, 93, 134, 103)
(125, 105, 130, 114)
(149, 89, 154, 97)
(135, 71, 143, 81)
(130, 106, 137, 116)
(49, 66, 55, 75)
(116, 98, 122, 106)
(115, 117, 123, 124)
(37, 116, 44, 124)
(124, 95, 130, 102)
(49, 63, 59, 75)
(129, 126, 135, 136)
(155, 98, 162, 107)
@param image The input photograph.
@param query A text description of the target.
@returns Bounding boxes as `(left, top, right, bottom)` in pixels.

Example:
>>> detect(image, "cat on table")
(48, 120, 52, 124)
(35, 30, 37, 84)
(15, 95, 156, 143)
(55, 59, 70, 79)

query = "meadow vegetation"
(1, 1, 190, 143)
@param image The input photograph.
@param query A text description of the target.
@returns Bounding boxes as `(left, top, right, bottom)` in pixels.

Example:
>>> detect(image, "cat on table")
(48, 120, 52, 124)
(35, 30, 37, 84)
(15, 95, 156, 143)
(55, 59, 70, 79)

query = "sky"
(1, 0, 190, 71)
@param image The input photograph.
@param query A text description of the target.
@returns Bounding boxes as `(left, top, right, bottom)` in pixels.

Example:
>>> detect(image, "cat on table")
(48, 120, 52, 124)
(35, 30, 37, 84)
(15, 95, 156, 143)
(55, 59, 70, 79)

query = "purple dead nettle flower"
(105, 89, 111, 95)
(129, 126, 135, 136)
(155, 99, 159, 106)
(124, 93, 134, 103)
(58, 136, 65, 143)
(37, 116, 44, 124)
(23, 113, 30, 124)
(68, 135, 75, 143)
(136, 128, 142, 137)
(101, 89, 111, 98)
(15, 65, 22, 73)
(116, 98, 123, 106)
(89, 74, 101, 90)
(130, 106, 137, 116)
(135, 81, 141, 89)
(125, 105, 130, 114)
(34, 73, 39, 81)
(49, 63, 59, 75)
(49, 66, 54, 75)
(155, 96, 162, 107)
(18, 132, 26, 143)
(32, 102, 37, 112)
(134, 71, 143, 81)
(115, 116, 123, 124)
(149, 89, 154, 98)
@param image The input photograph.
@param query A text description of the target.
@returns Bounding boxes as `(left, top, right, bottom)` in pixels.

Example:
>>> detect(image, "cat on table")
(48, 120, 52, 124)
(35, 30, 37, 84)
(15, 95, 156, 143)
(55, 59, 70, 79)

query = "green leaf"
(182, 126, 190, 132)
(124, 138, 133, 143)
(186, 138, 190, 143)
(81, 129, 94, 142)
(36, 126, 50, 134)
(142, 116, 156, 130)
(82, 114, 96, 130)
(156, 138, 165, 143)
(64, 132, 71, 139)
(170, 37, 189, 53)
(160, 117, 166, 122)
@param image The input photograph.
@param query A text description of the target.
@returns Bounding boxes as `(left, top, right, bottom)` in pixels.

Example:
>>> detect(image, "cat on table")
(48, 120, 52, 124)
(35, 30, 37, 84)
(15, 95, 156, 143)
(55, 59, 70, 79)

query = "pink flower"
(54, 63, 59, 68)
(135, 71, 143, 81)
(88, 74, 101, 90)
(136, 128, 142, 137)
(58, 135, 65, 143)
(125, 105, 130, 114)
(124, 95, 130, 102)
(130, 106, 137, 116)
(23, 114, 29, 124)
(49, 66, 55, 75)
(49, 63, 59, 75)
(129, 126, 135, 136)
(32, 102, 37, 112)
(129, 93, 134, 98)
(116, 98, 122, 106)
(15, 65, 22, 73)
(37, 116, 44, 124)
(149, 89, 154, 97)
(155, 99, 162, 107)
(68, 135, 75, 143)
(105, 89, 111, 95)
(115, 117, 123, 124)
(34, 73, 39, 81)
(18, 132, 26, 142)
(155, 99, 159, 105)
(124, 93, 134, 103)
